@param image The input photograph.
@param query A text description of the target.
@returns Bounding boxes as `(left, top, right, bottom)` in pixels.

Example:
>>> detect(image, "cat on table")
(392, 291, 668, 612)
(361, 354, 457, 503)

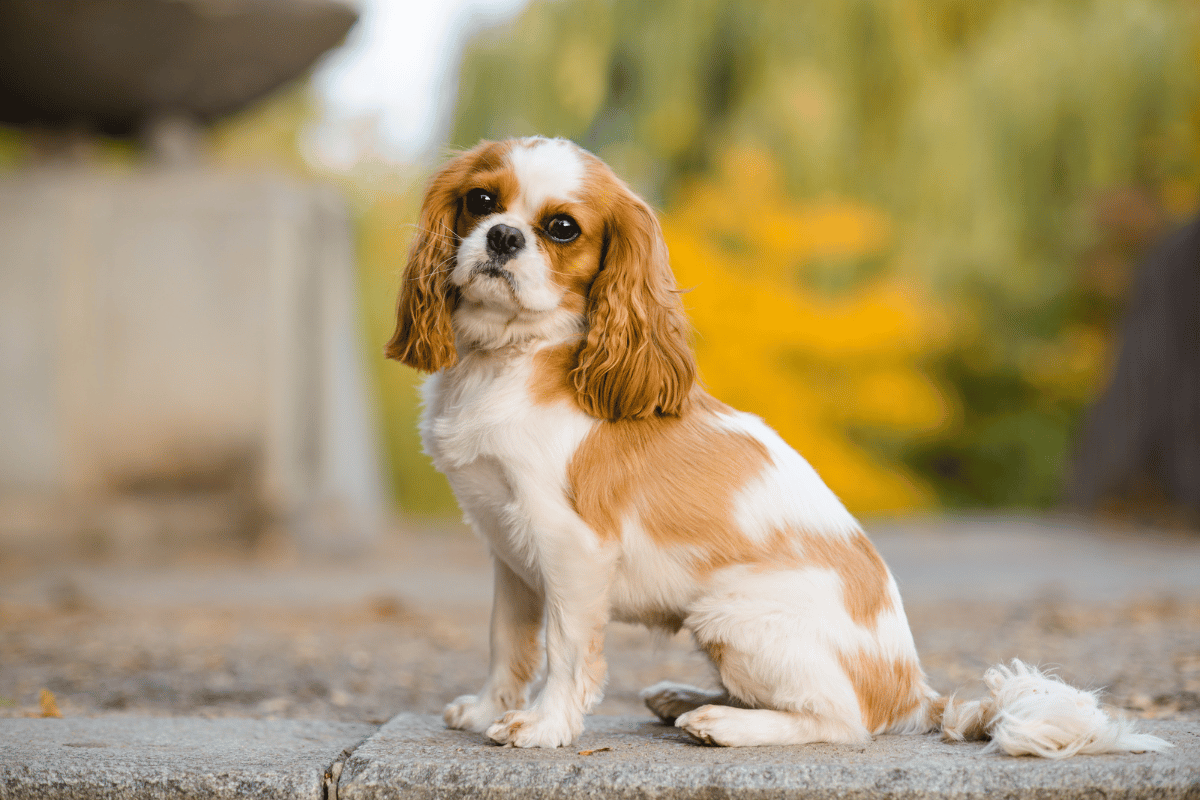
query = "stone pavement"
(339, 715, 1200, 800)
(2, 516, 1200, 798)
(0, 717, 373, 800)
(1, 714, 1197, 800)
(0, 714, 1195, 800)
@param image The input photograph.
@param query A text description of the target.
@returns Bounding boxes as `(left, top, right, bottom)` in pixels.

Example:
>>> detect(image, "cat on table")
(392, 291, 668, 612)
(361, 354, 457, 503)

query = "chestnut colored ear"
(385, 148, 483, 371)
(571, 188, 696, 419)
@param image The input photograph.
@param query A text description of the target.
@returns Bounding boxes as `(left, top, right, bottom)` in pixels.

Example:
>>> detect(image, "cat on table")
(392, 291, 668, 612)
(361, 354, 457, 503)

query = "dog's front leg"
(486, 535, 612, 748)
(444, 557, 544, 732)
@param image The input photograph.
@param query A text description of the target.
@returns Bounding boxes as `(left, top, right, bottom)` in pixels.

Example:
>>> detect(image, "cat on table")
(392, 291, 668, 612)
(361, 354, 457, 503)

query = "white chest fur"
(420, 347, 597, 587)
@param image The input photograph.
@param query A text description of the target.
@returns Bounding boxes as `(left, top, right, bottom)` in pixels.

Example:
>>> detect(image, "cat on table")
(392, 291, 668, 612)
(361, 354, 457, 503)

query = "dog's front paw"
(485, 710, 581, 748)
(676, 705, 740, 746)
(443, 695, 503, 733)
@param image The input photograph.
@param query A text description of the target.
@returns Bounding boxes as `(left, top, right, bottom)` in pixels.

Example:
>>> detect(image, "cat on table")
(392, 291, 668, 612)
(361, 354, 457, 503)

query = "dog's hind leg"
(681, 570, 878, 747)
(676, 705, 868, 747)
(672, 638, 871, 746)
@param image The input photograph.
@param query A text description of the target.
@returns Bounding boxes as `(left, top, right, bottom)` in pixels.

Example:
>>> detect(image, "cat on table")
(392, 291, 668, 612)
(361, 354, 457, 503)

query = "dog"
(385, 136, 1169, 756)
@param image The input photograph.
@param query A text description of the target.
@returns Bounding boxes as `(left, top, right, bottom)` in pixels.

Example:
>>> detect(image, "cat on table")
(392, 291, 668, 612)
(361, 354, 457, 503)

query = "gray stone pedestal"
(0, 167, 384, 556)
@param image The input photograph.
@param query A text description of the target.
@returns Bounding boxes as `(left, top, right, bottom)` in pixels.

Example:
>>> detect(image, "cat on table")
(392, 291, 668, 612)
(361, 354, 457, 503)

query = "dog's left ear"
(571, 185, 696, 420)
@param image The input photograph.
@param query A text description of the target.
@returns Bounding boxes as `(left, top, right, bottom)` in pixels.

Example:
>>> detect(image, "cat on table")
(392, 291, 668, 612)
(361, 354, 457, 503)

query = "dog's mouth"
(470, 260, 520, 297)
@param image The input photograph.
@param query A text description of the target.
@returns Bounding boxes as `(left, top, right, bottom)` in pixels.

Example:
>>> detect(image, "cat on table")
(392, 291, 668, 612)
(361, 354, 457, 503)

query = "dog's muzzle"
(471, 260, 519, 295)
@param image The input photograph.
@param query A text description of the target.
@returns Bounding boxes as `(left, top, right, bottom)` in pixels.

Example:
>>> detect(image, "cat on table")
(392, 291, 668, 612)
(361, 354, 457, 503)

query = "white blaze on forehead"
(506, 138, 585, 213)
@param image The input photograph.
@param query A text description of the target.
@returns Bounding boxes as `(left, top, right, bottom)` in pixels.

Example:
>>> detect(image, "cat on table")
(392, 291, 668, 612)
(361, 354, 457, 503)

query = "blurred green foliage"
(0, 127, 24, 169)
(451, 0, 1200, 511)
(9, 0, 1196, 517)
(352, 185, 459, 514)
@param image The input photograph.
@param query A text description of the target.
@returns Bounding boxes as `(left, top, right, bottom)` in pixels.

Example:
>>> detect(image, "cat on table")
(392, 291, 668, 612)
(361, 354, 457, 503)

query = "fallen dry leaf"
(577, 747, 612, 755)
(39, 689, 62, 718)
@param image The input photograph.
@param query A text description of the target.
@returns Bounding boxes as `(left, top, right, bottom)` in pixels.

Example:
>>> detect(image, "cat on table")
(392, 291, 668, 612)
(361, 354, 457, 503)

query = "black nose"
(486, 224, 525, 259)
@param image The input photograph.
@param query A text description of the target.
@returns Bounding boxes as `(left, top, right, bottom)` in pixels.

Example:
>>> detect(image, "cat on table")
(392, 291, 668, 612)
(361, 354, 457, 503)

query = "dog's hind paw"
(641, 682, 725, 724)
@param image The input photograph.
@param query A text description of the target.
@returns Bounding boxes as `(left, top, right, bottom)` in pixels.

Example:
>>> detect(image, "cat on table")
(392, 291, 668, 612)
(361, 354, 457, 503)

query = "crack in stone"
(323, 733, 372, 800)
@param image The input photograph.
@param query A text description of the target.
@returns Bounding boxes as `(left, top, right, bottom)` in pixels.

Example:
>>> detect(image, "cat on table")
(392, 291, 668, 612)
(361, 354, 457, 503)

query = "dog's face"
(387, 137, 697, 420)
(449, 138, 601, 317)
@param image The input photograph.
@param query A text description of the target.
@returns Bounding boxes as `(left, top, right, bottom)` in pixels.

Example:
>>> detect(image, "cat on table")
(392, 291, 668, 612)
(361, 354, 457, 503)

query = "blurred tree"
(0, 127, 25, 168)
(664, 148, 949, 513)
(451, 0, 1200, 512)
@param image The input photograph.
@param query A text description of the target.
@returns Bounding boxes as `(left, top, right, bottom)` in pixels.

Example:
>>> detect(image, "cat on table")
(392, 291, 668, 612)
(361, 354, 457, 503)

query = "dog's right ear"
(385, 146, 490, 372)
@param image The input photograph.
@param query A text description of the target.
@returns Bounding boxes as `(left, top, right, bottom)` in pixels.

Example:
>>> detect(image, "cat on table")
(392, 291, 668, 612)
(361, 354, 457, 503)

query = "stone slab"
(0, 168, 383, 556)
(0, 717, 375, 800)
(338, 714, 1200, 800)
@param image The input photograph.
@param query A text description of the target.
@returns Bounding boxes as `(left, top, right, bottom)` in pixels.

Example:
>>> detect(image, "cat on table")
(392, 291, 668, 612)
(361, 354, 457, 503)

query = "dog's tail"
(930, 660, 1171, 758)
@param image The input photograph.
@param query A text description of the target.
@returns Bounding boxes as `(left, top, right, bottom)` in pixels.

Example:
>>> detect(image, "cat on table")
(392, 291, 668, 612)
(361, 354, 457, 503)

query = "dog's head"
(386, 137, 696, 420)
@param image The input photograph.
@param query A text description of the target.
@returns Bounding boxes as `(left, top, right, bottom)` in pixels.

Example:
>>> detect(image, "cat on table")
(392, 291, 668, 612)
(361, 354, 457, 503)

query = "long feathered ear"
(385, 148, 482, 371)
(571, 185, 697, 420)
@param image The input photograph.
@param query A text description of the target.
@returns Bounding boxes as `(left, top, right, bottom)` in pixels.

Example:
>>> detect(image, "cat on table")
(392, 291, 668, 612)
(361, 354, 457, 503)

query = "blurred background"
(2, 0, 1199, 727)
(1, 0, 1199, 553)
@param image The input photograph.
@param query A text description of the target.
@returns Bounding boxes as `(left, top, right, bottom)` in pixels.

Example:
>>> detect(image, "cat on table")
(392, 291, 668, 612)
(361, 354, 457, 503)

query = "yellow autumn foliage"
(662, 150, 951, 514)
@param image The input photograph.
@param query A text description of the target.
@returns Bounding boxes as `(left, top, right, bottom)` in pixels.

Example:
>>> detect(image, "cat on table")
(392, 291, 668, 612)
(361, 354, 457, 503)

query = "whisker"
(413, 229, 459, 246)
(405, 221, 462, 247)
(425, 255, 460, 276)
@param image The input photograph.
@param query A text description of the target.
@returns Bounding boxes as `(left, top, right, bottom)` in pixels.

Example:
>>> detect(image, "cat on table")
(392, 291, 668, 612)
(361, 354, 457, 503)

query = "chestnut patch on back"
(568, 397, 770, 555)
(569, 392, 894, 631)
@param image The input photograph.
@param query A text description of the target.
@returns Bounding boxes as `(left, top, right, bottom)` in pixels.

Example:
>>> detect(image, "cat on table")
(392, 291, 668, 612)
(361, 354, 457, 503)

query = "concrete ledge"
(338, 714, 1200, 800)
(0, 717, 375, 800)
(2, 714, 1195, 799)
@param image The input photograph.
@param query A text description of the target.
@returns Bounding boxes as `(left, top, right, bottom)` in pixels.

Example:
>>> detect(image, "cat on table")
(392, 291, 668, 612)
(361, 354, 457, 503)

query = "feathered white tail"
(940, 660, 1172, 758)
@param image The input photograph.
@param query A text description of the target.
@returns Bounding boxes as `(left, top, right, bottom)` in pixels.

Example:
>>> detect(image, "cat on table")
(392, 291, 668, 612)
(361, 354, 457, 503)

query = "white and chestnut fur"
(386, 137, 1169, 756)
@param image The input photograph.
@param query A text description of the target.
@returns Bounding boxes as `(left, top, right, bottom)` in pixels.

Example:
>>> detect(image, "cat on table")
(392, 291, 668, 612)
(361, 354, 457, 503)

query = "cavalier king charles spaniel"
(386, 137, 1168, 757)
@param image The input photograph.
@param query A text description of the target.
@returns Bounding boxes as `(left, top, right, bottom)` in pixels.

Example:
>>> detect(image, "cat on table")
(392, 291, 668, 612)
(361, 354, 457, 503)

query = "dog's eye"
(465, 189, 496, 216)
(544, 215, 581, 243)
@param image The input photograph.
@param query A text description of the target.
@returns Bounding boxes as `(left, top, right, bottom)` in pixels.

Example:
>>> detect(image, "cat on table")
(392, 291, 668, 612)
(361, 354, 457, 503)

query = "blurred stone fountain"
(0, 0, 386, 559)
